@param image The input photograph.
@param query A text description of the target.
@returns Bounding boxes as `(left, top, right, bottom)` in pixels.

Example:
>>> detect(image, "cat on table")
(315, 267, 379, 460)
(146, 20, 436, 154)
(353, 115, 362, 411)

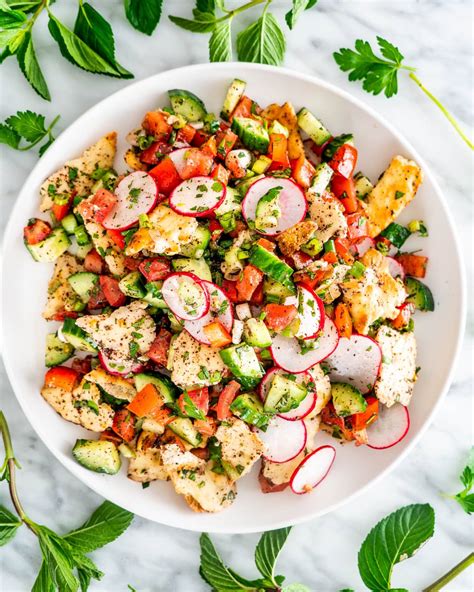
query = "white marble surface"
(0, 1, 472, 590)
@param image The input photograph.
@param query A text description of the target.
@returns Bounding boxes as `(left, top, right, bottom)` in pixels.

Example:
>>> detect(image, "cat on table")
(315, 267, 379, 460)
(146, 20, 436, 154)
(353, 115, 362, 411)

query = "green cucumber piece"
(230, 394, 269, 430)
(168, 417, 202, 447)
(249, 244, 294, 287)
(68, 272, 99, 302)
(45, 333, 74, 367)
(179, 226, 211, 259)
(309, 162, 334, 197)
(252, 155, 272, 175)
(74, 224, 91, 247)
(263, 277, 295, 302)
(72, 439, 121, 474)
(331, 382, 367, 417)
(221, 78, 246, 120)
(168, 89, 207, 122)
(380, 223, 411, 249)
(297, 108, 331, 146)
(143, 281, 167, 308)
(215, 186, 241, 218)
(220, 344, 264, 390)
(354, 172, 374, 199)
(62, 317, 98, 352)
(119, 271, 146, 299)
(269, 120, 289, 138)
(255, 186, 282, 232)
(264, 374, 307, 414)
(171, 257, 212, 282)
(322, 134, 354, 160)
(405, 277, 435, 312)
(243, 318, 272, 348)
(134, 372, 177, 404)
(25, 227, 70, 263)
(231, 117, 269, 153)
(61, 213, 78, 235)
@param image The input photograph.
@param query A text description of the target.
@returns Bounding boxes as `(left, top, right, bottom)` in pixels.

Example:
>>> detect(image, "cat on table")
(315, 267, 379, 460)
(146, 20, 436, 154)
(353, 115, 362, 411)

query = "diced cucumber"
(322, 134, 354, 160)
(74, 224, 91, 247)
(167, 312, 183, 333)
(168, 417, 202, 447)
(380, 223, 411, 249)
(168, 89, 207, 122)
(221, 460, 242, 481)
(215, 186, 241, 218)
(252, 155, 272, 175)
(143, 281, 167, 308)
(118, 443, 136, 459)
(230, 394, 269, 430)
(68, 272, 99, 302)
(62, 317, 98, 352)
(354, 172, 374, 199)
(134, 372, 177, 404)
(297, 108, 331, 146)
(331, 382, 367, 417)
(264, 374, 307, 414)
(119, 271, 146, 299)
(75, 242, 93, 260)
(171, 257, 212, 282)
(405, 277, 435, 312)
(280, 317, 301, 338)
(25, 228, 70, 263)
(221, 78, 246, 120)
(220, 344, 264, 390)
(255, 186, 282, 232)
(45, 333, 74, 367)
(231, 117, 270, 153)
(300, 237, 323, 257)
(72, 439, 121, 474)
(243, 318, 272, 348)
(179, 226, 211, 259)
(263, 277, 295, 302)
(269, 120, 289, 138)
(249, 244, 294, 288)
(308, 162, 333, 198)
(61, 213, 78, 235)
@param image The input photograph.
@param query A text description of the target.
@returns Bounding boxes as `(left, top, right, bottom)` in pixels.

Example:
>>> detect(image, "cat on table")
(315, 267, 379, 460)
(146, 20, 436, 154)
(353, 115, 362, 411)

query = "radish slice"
(386, 256, 405, 279)
(161, 272, 210, 321)
(169, 176, 226, 217)
(325, 335, 382, 394)
(350, 236, 375, 256)
(99, 351, 143, 376)
(367, 404, 410, 449)
(259, 367, 317, 421)
(258, 417, 307, 463)
(184, 281, 233, 344)
(242, 177, 307, 236)
(290, 445, 336, 494)
(102, 171, 158, 231)
(284, 284, 325, 340)
(270, 316, 339, 373)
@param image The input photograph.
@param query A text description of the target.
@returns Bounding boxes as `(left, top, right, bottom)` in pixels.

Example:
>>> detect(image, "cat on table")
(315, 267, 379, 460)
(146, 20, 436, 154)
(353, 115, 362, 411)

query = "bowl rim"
(1, 62, 466, 533)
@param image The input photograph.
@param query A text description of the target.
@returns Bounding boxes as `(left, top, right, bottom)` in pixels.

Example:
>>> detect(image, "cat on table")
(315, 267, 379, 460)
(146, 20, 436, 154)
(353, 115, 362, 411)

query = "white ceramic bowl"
(1, 63, 465, 533)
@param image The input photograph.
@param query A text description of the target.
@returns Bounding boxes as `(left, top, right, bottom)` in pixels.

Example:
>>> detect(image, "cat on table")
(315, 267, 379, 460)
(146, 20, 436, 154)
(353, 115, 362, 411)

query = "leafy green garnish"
(0, 110, 60, 154)
(209, 19, 232, 63)
(444, 448, 474, 514)
(0, 505, 22, 547)
(182, 392, 206, 421)
(124, 0, 163, 36)
(236, 8, 285, 66)
(285, 0, 318, 30)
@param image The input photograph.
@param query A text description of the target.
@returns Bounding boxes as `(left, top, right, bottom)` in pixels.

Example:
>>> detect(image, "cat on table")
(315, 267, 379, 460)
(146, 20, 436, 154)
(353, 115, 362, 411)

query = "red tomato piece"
(107, 229, 125, 250)
(215, 129, 238, 159)
(200, 136, 217, 158)
(216, 381, 241, 421)
(392, 302, 416, 330)
(191, 129, 209, 147)
(331, 174, 358, 214)
(44, 366, 79, 391)
(23, 218, 52, 245)
(329, 144, 358, 179)
(395, 254, 428, 278)
(350, 396, 379, 432)
(211, 164, 230, 186)
(139, 140, 172, 165)
(209, 219, 224, 241)
(147, 328, 172, 366)
(269, 134, 290, 166)
(291, 155, 316, 189)
(149, 157, 182, 195)
(77, 189, 117, 224)
(112, 409, 136, 442)
(221, 280, 239, 303)
(87, 283, 108, 310)
(235, 265, 264, 301)
(263, 304, 298, 332)
(179, 148, 214, 179)
(229, 96, 255, 121)
(71, 356, 93, 375)
(142, 111, 172, 139)
(346, 213, 368, 240)
(176, 124, 196, 144)
(334, 238, 355, 264)
(138, 258, 170, 281)
(178, 387, 209, 416)
(84, 249, 104, 274)
(100, 276, 126, 307)
(50, 311, 79, 322)
(52, 199, 72, 222)
(249, 281, 264, 305)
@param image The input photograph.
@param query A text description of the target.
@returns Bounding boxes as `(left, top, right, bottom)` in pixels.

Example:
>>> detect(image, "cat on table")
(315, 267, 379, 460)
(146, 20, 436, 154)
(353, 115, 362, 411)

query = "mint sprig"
(0, 109, 60, 154)
(443, 447, 474, 514)
(124, 0, 163, 36)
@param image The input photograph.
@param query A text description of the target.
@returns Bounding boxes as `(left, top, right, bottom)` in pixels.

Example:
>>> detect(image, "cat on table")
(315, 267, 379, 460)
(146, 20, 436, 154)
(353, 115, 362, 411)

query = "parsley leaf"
(209, 18, 232, 62)
(0, 123, 20, 148)
(0, 110, 60, 153)
(445, 447, 474, 514)
(0, 505, 22, 546)
(125, 0, 163, 36)
(255, 527, 291, 587)
(236, 10, 285, 66)
(358, 503, 435, 590)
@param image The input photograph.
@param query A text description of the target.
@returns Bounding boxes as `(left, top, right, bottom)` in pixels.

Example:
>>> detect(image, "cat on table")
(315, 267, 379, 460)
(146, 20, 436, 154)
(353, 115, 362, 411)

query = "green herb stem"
(423, 552, 474, 592)
(409, 73, 474, 150)
(17, 114, 60, 152)
(223, 0, 268, 20)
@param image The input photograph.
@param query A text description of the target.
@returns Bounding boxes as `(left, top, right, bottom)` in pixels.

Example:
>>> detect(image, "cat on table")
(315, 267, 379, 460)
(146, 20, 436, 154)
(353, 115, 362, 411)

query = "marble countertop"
(1, 1, 472, 590)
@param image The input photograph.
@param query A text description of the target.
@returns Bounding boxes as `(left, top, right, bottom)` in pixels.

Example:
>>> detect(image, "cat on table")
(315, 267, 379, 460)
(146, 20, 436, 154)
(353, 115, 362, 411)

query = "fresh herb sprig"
(0, 410, 134, 591)
(0, 109, 59, 154)
(443, 447, 474, 514)
(170, 0, 319, 65)
(334, 36, 473, 150)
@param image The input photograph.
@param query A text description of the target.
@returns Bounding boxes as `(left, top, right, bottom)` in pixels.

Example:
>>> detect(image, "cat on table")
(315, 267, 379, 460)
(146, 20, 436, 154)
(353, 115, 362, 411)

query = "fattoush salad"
(23, 79, 434, 512)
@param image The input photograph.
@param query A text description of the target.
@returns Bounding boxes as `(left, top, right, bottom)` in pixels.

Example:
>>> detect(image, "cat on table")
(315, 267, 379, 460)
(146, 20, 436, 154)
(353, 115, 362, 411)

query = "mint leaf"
(16, 32, 50, 100)
(255, 527, 291, 587)
(236, 11, 285, 66)
(125, 0, 163, 36)
(456, 493, 474, 514)
(358, 503, 435, 591)
(64, 500, 133, 553)
(285, 0, 317, 30)
(209, 18, 232, 62)
(0, 122, 20, 148)
(37, 526, 79, 592)
(0, 505, 22, 546)
(0, 8, 27, 29)
(0, 27, 26, 52)
(169, 11, 216, 34)
(196, 0, 216, 13)
(6, 109, 46, 142)
(74, 2, 132, 79)
(31, 562, 55, 592)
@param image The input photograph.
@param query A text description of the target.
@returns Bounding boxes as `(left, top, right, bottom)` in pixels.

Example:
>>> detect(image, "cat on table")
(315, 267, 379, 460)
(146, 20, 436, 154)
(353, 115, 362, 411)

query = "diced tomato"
(44, 366, 79, 391)
(294, 268, 327, 290)
(87, 283, 107, 310)
(334, 238, 354, 264)
(346, 213, 368, 240)
(312, 137, 333, 157)
(257, 238, 276, 252)
(52, 199, 72, 222)
(269, 134, 290, 166)
(329, 144, 358, 179)
(250, 281, 264, 305)
(124, 256, 142, 271)
(23, 218, 52, 245)
(334, 302, 352, 338)
(236, 265, 264, 301)
(77, 189, 117, 224)
(350, 396, 379, 432)
(322, 251, 338, 264)
(230, 95, 255, 121)
(179, 148, 214, 179)
(149, 157, 182, 194)
(216, 380, 241, 421)
(203, 321, 232, 348)
(290, 156, 316, 189)
(84, 249, 104, 274)
(331, 174, 358, 214)
(107, 229, 125, 250)
(71, 356, 93, 375)
(216, 129, 238, 159)
(211, 164, 230, 186)
(50, 311, 79, 322)
(127, 383, 162, 417)
(392, 302, 416, 330)
(320, 403, 355, 441)
(200, 136, 217, 158)
(263, 303, 298, 332)
(100, 275, 126, 307)
(194, 418, 216, 437)
(139, 140, 172, 165)
(209, 219, 224, 241)
(221, 279, 239, 303)
(395, 254, 428, 278)
(142, 110, 172, 139)
(138, 258, 170, 281)
(147, 328, 172, 366)
(178, 387, 209, 416)
(149, 406, 172, 424)
(99, 430, 123, 445)
(112, 409, 136, 442)
(290, 250, 313, 270)
(191, 129, 209, 147)
(176, 124, 196, 144)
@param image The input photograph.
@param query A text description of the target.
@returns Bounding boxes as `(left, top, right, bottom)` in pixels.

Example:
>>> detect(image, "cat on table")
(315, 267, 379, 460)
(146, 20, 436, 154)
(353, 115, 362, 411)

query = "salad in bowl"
(23, 79, 433, 513)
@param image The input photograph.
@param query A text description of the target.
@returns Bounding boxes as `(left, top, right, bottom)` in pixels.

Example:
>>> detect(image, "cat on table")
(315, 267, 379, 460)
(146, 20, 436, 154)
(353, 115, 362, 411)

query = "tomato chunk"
(221, 279, 239, 303)
(269, 134, 289, 166)
(395, 254, 428, 278)
(211, 164, 230, 186)
(263, 304, 298, 332)
(230, 96, 255, 121)
(112, 409, 136, 442)
(350, 396, 379, 432)
(147, 328, 172, 366)
(52, 200, 72, 222)
(331, 174, 358, 214)
(216, 381, 241, 421)
(128, 383, 162, 417)
(24, 218, 52, 245)
(203, 321, 232, 348)
(139, 140, 172, 165)
(178, 387, 209, 416)
(44, 366, 79, 391)
(392, 302, 416, 330)
(77, 189, 117, 224)
(100, 275, 126, 307)
(291, 156, 315, 189)
(179, 148, 214, 179)
(176, 124, 196, 144)
(329, 144, 358, 179)
(107, 229, 125, 250)
(142, 110, 172, 139)
(216, 129, 238, 159)
(346, 213, 368, 240)
(84, 249, 104, 274)
(235, 265, 264, 301)
(149, 157, 182, 195)
(138, 258, 170, 281)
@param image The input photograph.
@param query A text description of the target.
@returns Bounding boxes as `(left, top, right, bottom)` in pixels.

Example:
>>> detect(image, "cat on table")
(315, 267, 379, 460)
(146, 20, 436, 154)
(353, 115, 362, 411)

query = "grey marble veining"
(0, 1, 472, 590)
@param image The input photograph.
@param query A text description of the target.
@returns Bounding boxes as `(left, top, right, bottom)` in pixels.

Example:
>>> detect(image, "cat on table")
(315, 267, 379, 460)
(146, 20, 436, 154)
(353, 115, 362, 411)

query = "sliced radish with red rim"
(184, 281, 233, 344)
(259, 367, 317, 421)
(367, 404, 410, 449)
(270, 316, 339, 373)
(242, 177, 307, 236)
(169, 176, 226, 217)
(161, 272, 210, 321)
(350, 236, 375, 257)
(386, 257, 405, 279)
(99, 351, 143, 376)
(325, 334, 382, 394)
(290, 445, 336, 494)
(284, 284, 325, 340)
(258, 416, 307, 463)
(102, 171, 158, 231)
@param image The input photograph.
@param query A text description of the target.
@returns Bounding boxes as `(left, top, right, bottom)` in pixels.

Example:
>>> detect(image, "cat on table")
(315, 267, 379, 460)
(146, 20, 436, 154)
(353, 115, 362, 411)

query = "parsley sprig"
(0, 109, 60, 154)
(0, 411, 134, 590)
(443, 447, 474, 514)
(334, 36, 473, 150)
